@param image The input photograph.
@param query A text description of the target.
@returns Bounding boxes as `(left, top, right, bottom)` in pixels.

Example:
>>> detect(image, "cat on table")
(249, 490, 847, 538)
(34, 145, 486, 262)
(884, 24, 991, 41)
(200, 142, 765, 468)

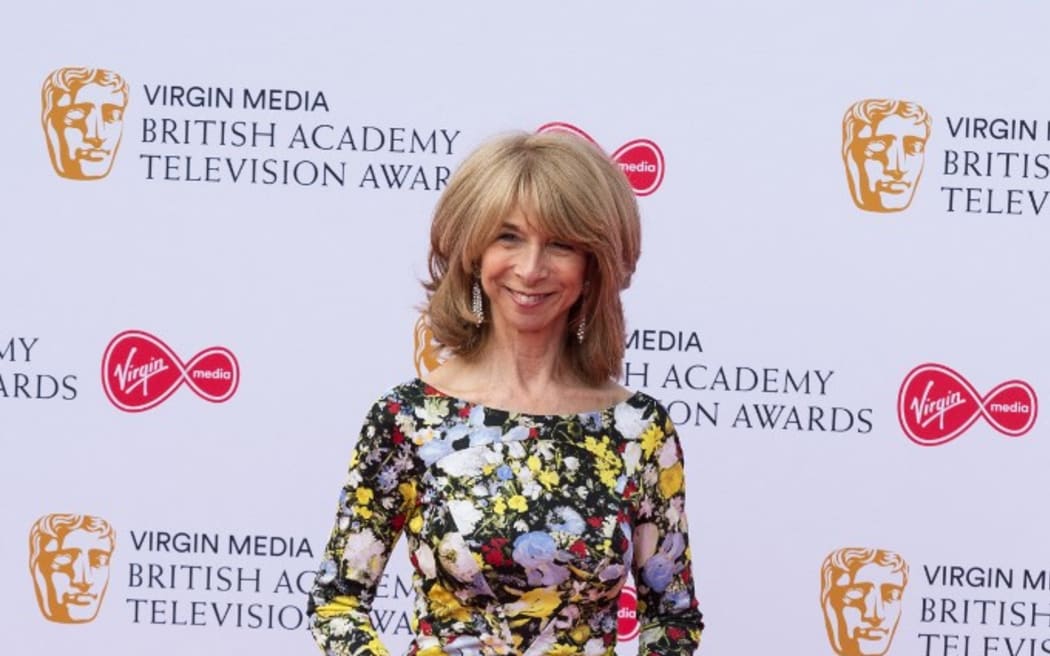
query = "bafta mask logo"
(41, 67, 129, 180)
(842, 99, 931, 212)
(29, 513, 115, 623)
(413, 315, 446, 377)
(820, 547, 908, 656)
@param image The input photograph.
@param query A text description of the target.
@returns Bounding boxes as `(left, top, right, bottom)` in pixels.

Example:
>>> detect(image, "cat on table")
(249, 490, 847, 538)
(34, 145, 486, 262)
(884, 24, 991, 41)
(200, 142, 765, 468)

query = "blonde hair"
(424, 131, 641, 385)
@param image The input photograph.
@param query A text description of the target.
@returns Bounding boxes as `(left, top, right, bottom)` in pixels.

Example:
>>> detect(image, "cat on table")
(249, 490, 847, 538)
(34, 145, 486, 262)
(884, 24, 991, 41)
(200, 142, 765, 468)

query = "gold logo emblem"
(29, 513, 115, 623)
(820, 547, 908, 656)
(413, 315, 445, 377)
(842, 99, 930, 212)
(41, 67, 129, 180)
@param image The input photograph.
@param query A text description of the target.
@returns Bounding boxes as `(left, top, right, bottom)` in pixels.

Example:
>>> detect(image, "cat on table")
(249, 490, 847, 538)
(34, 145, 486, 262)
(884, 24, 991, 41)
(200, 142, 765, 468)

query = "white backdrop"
(4, 2, 1049, 655)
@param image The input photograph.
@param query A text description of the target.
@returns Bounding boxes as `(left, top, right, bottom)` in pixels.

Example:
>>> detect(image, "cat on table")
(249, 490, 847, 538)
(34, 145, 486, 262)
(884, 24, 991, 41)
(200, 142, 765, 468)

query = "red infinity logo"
(536, 122, 665, 196)
(101, 330, 240, 412)
(617, 585, 640, 641)
(897, 363, 1037, 446)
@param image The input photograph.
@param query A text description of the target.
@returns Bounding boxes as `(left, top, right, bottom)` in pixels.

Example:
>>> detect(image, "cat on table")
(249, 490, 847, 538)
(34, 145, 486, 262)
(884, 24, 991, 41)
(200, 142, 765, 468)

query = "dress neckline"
(412, 377, 642, 420)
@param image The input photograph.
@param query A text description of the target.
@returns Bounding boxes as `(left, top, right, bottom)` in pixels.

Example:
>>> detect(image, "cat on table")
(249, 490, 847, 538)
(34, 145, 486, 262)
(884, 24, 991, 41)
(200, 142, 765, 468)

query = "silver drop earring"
(471, 279, 484, 325)
(576, 317, 586, 343)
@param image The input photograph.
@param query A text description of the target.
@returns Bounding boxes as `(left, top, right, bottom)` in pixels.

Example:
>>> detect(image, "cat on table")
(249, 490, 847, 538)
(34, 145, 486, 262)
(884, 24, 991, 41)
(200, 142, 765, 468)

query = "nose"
(515, 242, 548, 284)
(70, 555, 93, 591)
(83, 109, 103, 147)
(885, 139, 906, 178)
(861, 589, 884, 626)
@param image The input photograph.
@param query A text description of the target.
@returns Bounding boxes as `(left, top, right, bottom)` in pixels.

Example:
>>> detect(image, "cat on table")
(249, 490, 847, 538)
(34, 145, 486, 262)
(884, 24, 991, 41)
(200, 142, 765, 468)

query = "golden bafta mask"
(820, 548, 908, 656)
(29, 514, 115, 623)
(413, 315, 445, 377)
(41, 67, 129, 180)
(842, 100, 930, 212)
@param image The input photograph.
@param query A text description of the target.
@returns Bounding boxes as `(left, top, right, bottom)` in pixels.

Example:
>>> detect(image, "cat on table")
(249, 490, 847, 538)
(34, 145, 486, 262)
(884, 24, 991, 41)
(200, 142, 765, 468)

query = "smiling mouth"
(506, 288, 554, 307)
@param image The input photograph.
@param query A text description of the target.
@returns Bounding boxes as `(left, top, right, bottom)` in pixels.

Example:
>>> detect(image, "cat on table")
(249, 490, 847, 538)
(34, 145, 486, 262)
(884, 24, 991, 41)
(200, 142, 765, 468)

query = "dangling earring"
(471, 279, 484, 325)
(576, 280, 590, 343)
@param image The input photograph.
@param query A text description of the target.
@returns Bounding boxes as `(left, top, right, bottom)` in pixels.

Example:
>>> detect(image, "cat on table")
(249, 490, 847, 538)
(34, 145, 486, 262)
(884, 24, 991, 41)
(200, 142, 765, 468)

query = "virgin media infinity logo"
(101, 330, 239, 412)
(897, 363, 1037, 446)
(536, 122, 665, 196)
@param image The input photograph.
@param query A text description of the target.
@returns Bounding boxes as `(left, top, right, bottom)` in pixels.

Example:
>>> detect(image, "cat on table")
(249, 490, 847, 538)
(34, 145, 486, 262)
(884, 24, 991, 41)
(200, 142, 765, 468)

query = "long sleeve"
(631, 404, 704, 655)
(308, 393, 420, 656)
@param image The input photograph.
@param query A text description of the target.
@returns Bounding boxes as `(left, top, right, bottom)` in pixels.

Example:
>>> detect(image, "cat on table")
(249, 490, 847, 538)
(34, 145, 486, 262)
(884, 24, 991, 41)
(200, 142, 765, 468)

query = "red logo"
(617, 585, 640, 641)
(101, 330, 240, 412)
(897, 363, 1037, 446)
(536, 122, 665, 196)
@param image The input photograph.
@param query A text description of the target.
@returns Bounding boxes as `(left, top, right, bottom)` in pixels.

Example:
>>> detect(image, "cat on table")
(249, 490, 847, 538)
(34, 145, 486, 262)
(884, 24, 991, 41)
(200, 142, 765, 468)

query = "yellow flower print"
(428, 582, 472, 622)
(508, 495, 528, 512)
(569, 624, 591, 644)
(398, 481, 417, 511)
(549, 644, 579, 656)
(364, 636, 389, 656)
(658, 462, 684, 498)
(355, 487, 374, 505)
(408, 513, 424, 534)
(538, 469, 559, 490)
(314, 594, 359, 618)
(640, 423, 663, 459)
(526, 455, 542, 473)
(416, 642, 444, 656)
(506, 586, 561, 619)
(493, 497, 507, 515)
(356, 505, 374, 519)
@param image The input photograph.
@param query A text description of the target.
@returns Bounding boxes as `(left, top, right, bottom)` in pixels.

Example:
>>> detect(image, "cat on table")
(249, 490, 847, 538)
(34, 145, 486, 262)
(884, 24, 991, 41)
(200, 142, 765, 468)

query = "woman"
(308, 132, 704, 656)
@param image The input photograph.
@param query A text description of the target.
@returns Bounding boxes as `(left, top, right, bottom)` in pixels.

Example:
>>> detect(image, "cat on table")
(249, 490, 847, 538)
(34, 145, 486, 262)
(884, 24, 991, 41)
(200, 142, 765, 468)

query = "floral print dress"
(308, 379, 703, 656)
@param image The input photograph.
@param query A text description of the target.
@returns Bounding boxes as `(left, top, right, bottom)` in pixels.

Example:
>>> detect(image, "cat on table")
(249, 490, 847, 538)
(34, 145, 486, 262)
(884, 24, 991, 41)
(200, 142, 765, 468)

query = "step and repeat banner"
(4, 2, 1049, 655)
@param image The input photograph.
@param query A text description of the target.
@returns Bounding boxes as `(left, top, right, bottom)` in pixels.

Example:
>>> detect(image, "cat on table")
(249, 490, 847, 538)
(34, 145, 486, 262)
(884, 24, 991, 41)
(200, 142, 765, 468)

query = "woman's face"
(479, 211, 587, 346)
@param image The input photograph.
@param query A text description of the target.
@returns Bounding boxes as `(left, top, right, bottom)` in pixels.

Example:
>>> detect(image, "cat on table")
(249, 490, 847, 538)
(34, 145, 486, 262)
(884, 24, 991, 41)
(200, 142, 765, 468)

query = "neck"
(478, 323, 575, 395)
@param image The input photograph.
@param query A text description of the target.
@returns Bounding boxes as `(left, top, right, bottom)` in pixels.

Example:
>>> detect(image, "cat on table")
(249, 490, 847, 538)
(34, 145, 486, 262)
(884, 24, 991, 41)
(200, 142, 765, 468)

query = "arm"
(632, 404, 704, 655)
(308, 393, 419, 656)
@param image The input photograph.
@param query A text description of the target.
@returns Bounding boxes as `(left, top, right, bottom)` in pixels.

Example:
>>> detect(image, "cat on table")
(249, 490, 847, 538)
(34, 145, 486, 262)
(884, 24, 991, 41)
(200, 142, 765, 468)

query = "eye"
(90, 550, 111, 568)
(497, 232, 520, 243)
(882, 585, 902, 602)
(50, 553, 74, 569)
(841, 585, 866, 604)
(103, 105, 124, 123)
(63, 108, 86, 125)
(864, 138, 890, 157)
(904, 137, 925, 155)
(549, 241, 576, 251)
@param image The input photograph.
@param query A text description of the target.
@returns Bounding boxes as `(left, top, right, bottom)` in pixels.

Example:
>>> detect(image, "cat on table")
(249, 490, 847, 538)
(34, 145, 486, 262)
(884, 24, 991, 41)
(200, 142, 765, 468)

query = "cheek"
(840, 607, 862, 626)
(49, 572, 72, 591)
(863, 160, 884, 182)
(62, 127, 83, 149)
(101, 121, 123, 140)
(904, 154, 924, 174)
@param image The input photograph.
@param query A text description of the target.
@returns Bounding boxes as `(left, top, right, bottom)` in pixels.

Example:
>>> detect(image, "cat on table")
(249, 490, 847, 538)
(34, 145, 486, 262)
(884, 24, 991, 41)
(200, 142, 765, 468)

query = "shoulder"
(374, 378, 429, 407)
(612, 389, 675, 441)
(624, 389, 673, 422)
(357, 379, 430, 427)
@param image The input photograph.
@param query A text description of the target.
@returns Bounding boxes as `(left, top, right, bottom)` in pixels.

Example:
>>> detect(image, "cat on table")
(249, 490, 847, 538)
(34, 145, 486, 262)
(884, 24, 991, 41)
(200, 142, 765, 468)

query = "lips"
(856, 628, 888, 640)
(63, 593, 98, 606)
(506, 288, 554, 307)
(876, 180, 911, 193)
(76, 148, 110, 161)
